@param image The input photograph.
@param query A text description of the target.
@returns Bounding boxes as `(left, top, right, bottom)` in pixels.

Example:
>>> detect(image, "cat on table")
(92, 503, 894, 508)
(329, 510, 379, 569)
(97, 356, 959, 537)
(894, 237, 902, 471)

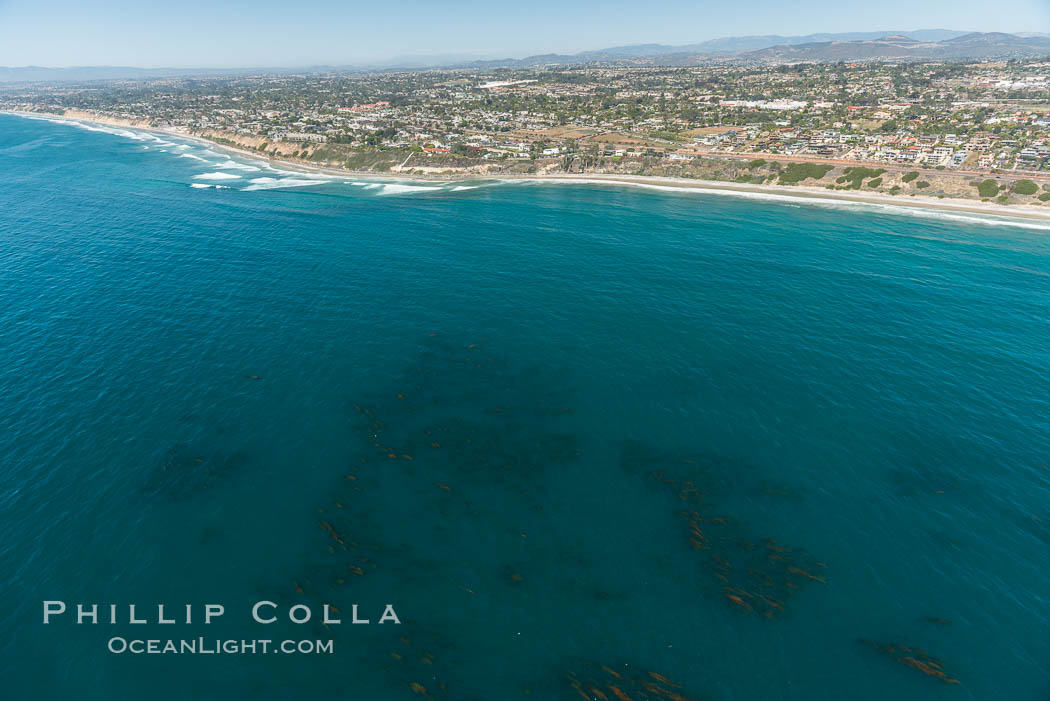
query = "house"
(281, 132, 327, 143)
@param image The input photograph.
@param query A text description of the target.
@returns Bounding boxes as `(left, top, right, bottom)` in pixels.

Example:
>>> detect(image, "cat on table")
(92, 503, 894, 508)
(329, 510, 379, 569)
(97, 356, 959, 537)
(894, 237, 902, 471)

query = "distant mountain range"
(2, 30, 1049, 83)
(737, 32, 1050, 63)
(561, 29, 972, 60)
(457, 31, 1050, 68)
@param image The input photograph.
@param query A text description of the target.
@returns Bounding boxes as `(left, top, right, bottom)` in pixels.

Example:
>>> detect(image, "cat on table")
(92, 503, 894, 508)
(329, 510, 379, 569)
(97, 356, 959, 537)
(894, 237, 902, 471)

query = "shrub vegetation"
(1012, 180, 1038, 196)
(778, 162, 835, 184)
(836, 167, 887, 189)
(975, 179, 1000, 198)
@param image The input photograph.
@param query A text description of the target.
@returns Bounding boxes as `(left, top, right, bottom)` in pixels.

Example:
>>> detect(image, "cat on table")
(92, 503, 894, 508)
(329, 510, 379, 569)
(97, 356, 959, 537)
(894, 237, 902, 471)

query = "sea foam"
(193, 172, 242, 181)
(214, 160, 261, 172)
(522, 178, 1050, 232)
(242, 177, 330, 191)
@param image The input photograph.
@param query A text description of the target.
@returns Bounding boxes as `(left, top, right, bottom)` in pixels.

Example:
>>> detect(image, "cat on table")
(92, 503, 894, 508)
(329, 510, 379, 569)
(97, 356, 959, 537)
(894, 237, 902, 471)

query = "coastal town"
(4, 57, 1050, 204)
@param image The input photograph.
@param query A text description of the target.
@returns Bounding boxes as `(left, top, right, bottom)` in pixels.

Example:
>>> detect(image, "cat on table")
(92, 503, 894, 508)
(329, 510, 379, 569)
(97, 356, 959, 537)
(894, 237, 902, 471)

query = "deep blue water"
(1, 112, 1049, 700)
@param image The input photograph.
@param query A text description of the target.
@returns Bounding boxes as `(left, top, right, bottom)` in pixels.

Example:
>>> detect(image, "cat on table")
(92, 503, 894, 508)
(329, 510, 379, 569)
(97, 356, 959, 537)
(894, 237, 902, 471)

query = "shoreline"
(8, 109, 1050, 226)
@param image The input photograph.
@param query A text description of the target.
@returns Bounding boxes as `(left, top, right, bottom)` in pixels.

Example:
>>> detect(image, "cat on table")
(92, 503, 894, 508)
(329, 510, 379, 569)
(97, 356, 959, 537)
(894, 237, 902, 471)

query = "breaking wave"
(521, 178, 1050, 232)
(215, 159, 261, 172)
(241, 177, 330, 191)
(193, 172, 242, 181)
(348, 181, 442, 196)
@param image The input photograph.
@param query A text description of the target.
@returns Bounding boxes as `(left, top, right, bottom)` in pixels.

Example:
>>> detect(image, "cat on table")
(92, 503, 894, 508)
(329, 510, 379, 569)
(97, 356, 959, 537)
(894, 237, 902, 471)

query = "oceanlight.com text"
(107, 637, 334, 655)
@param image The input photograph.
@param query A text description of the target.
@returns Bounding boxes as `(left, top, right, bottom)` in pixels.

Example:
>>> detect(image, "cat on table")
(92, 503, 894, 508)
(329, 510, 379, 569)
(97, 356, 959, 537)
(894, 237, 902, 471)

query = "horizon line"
(5, 27, 1038, 72)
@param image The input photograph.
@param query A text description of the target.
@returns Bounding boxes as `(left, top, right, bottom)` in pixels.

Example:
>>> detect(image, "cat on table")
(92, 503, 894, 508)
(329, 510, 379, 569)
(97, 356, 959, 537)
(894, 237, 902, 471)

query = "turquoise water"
(1, 112, 1049, 700)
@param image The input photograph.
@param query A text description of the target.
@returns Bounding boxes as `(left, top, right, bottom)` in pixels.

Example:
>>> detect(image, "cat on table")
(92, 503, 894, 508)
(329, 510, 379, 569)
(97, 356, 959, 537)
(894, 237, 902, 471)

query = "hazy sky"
(0, 0, 1047, 67)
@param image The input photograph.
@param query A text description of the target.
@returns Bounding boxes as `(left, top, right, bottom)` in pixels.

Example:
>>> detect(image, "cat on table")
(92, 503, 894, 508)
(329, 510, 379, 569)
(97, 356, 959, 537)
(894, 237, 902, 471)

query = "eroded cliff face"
(194, 129, 316, 158)
(60, 109, 153, 129)
(37, 112, 1050, 208)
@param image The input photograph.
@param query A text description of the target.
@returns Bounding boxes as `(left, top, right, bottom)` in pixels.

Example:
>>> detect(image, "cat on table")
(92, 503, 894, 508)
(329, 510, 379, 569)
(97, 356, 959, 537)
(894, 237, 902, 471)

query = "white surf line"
(519, 177, 1050, 232)
(6, 111, 1049, 229)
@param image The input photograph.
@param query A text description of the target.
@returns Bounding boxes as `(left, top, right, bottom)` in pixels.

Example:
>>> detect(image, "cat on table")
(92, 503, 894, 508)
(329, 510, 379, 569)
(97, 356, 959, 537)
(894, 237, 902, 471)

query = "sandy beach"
(167, 122, 1050, 226)
(10, 109, 1050, 226)
(177, 131, 1050, 226)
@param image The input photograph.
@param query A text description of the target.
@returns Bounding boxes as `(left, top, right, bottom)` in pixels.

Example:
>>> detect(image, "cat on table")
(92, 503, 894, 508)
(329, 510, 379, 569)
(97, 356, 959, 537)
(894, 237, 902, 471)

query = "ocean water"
(1, 112, 1049, 701)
